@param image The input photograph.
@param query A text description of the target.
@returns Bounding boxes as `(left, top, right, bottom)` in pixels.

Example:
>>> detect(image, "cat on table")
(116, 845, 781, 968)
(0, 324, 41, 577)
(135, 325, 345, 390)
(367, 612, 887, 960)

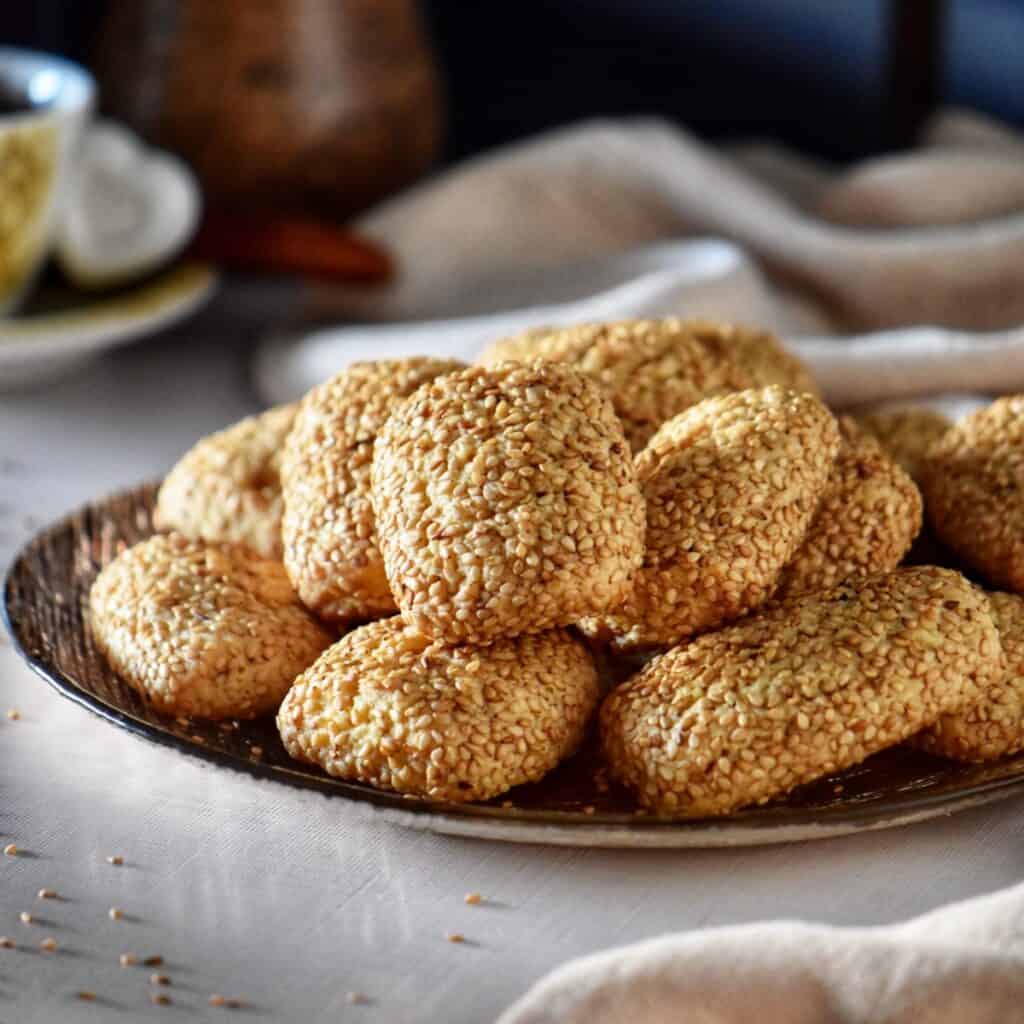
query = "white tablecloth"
(3, 301, 1024, 1024)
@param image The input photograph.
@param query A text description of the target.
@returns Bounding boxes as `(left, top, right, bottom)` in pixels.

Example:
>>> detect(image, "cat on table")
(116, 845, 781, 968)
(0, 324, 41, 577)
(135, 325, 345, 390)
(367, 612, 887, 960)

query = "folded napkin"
(498, 881, 1024, 1024)
(255, 107, 1024, 409)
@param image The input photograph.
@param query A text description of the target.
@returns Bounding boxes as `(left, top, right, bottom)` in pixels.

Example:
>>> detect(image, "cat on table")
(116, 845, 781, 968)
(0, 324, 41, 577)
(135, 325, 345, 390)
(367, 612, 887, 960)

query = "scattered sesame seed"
(77, 991, 97, 1002)
(37, 888, 56, 900)
(150, 973, 170, 986)
(445, 932, 465, 944)
(108, 907, 123, 920)
(250, 746, 263, 758)
(19, 912, 32, 925)
(4, 843, 17, 857)
(40, 937, 57, 952)
(143, 955, 164, 967)
(191, 734, 205, 745)
(347, 991, 368, 1005)
(464, 892, 482, 906)
(119, 953, 137, 967)
(0, 937, 14, 949)
(208, 994, 227, 1007)
(501, 801, 514, 809)
(6, 709, 20, 721)
(151, 992, 171, 1006)
(583, 805, 596, 815)
(106, 855, 124, 866)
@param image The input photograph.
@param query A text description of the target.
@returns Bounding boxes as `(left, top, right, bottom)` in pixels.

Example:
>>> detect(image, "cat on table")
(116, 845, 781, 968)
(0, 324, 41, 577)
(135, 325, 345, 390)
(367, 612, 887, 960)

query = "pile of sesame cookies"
(88, 318, 1024, 818)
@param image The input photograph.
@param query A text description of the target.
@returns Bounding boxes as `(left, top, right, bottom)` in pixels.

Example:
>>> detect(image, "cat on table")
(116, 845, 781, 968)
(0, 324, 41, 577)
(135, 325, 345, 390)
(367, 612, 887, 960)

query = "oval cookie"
(372, 361, 645, 643)
(277, 618, 599, 802)
(478, 319, 755, 452)
(775, 418, 922, 599)
(855, 406, 951, 484)
(915, 590, 1024, 761)
(921, 396, 1024, 591)
(281, 357, 465, 627)
(89, 534, 333, 720)
(600, 567, 1003, 815)
(155, 404, 297, 560)
(580, 387, 840, 651)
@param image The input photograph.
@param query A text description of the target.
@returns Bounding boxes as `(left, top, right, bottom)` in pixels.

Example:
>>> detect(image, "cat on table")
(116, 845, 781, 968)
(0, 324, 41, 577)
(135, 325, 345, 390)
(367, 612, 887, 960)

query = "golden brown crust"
(855, 407, 951, 483)
(371, 361, 645, 643)
(579, 387, 840, 651)
(277, 618, 600, 802)
(89, 534, 333, 720)
(921, 396, 1024, 591)
(280, 358, 465, 627)
(600, 567, 1003, 816)
(775, 418, 922, 599)
(478, 320, 755, 451)
(915, 591, 1024, 761)
(681, 318, 820, 397)
(155, 404, 297, 560)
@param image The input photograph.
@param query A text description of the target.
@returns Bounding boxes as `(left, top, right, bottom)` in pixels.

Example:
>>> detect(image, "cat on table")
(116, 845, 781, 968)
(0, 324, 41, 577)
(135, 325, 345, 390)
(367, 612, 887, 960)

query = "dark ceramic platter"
(5, 483, 1024, 848)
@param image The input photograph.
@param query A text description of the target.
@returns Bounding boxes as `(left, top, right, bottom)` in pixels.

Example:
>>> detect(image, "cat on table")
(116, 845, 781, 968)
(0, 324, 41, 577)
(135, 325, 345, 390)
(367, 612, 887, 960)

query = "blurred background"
(3, 0, 1021, 222)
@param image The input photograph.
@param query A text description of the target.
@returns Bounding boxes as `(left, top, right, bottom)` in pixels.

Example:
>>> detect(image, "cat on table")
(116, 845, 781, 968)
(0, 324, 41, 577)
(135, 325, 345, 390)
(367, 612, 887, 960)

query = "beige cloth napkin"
(255, 107, 1024, 409)
(498, 882, 1024, 1024)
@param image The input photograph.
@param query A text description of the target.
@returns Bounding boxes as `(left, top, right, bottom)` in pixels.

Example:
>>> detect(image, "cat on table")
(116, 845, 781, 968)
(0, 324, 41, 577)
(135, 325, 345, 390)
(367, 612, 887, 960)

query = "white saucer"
(0, 262, 217, 389)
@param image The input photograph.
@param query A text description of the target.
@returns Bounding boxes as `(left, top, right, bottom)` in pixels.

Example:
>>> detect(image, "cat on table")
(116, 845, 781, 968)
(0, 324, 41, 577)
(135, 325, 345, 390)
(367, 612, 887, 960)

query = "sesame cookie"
(579, 387, 840, 652)
(855, 406, 951, 483)
(90, 534, 333, 720)
(478, 320, 755, 451)
(601, 567, 1003, 816)
(774, 418, 922, 599)
(371, 362, 645, 643)
(682, 318, 820, 397)
(915, 591, 1024, 761)
(281, 358, 465, 627)
(155, 404, 296, 560)
(921, 396, 1024, 591)
(277, 617, 599, 802)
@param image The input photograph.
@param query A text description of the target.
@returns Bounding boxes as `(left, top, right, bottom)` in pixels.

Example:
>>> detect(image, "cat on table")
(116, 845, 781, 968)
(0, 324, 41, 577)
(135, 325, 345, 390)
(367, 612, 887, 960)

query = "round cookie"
(89, 534, 333, 720)
(281, 357, 465, 627)
(579, 386, 840, 652)
(601, 567, 1003, 816)
(921, 396, 1024, 591)
(855, 406, 951, 484)
(371, 361, 645, 643)
(774, 418, 922, 599)
(277, 617, 600, 803)
(915, 591, 1024, 761)
(478, 320, 755, 451)
(155, 404, 297, 560)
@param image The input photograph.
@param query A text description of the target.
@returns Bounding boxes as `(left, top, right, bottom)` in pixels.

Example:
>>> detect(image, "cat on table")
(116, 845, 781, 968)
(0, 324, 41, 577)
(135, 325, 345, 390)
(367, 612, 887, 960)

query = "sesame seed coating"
(922, 396, 1024, 591)
(855, 407, 951, 484)
(680, 318, 820, 397)
(915, 591, 1024, 761)
(372, 362, 645, 643)
(277, 617, 599, 802)
(90, 534, 333, 720)
(478, 319, 756, 451)
(601, 567, 1003, 816)
(155, 404, 297, 560)
(580, 387, 840, 652)
(281, 358, 465, 627)
(775, 418, 922, 599)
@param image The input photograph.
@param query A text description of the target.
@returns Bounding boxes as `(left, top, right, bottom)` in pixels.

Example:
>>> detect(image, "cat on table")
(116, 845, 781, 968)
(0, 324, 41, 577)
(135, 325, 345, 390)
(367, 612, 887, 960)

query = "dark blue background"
(3, 1, 1022, 162)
